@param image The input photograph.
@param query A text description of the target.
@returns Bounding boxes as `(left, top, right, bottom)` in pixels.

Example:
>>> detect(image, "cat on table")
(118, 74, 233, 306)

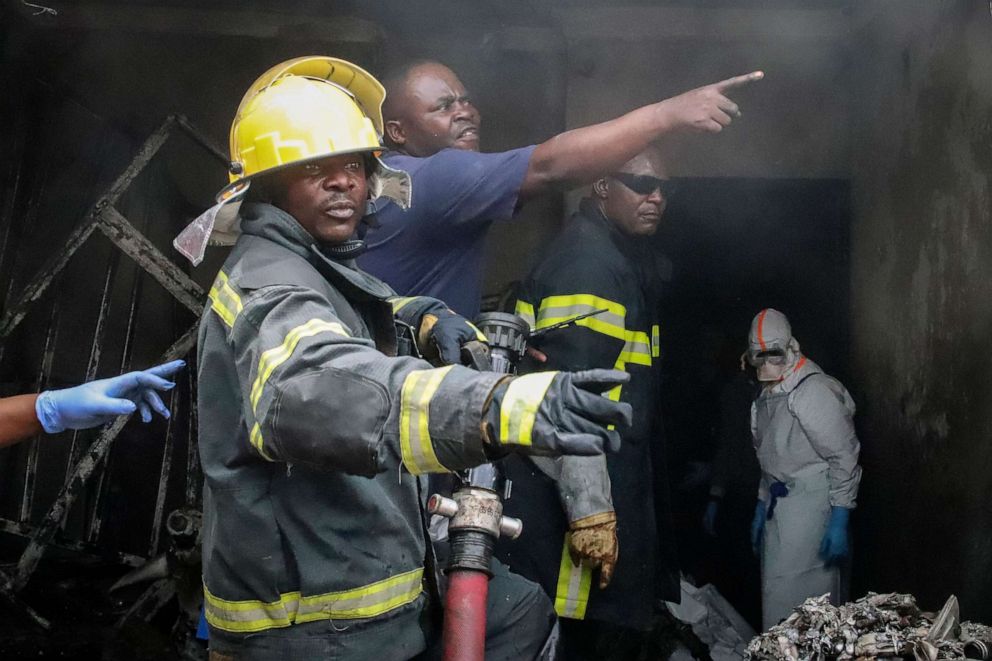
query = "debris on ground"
(668, 579, 756, 661)
(746, 592, 992, 660)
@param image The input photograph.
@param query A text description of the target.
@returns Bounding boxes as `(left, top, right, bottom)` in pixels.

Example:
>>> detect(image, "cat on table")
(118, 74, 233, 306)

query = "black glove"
(421, 311, 487, 366)
(485, 369, 631, 456)
(390, 296, 486, 366)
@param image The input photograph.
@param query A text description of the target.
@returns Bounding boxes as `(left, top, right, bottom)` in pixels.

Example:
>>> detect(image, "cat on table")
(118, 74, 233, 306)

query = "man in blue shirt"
(359, 60, 763, 317)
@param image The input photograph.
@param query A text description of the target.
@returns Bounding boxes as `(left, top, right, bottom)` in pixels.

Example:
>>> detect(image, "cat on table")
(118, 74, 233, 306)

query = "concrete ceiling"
(9, 0, 875, 46)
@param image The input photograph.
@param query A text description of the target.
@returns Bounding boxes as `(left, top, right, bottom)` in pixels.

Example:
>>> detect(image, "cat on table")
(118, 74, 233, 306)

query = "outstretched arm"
(0, 359, 185, 448)
(520, 71, 764, 199)
(0, 395, 43, 448)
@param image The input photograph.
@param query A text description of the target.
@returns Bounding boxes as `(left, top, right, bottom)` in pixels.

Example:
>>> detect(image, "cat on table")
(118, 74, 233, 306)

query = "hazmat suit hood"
(748, 308, 802, 382)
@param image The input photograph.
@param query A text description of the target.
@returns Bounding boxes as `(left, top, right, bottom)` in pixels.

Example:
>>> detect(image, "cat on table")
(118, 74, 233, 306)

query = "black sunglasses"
(611, 172, 677, 197)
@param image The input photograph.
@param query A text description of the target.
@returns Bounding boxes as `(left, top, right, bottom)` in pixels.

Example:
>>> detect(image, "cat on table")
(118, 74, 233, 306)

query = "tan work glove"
(568, 511, 619, 589)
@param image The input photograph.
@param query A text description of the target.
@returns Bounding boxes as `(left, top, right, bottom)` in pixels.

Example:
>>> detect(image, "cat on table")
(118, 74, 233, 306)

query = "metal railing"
(0, 112, 225, 628)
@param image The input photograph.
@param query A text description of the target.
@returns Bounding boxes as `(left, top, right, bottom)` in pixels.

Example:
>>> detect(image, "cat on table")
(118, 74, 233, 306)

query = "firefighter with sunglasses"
(496, 146, 680, 658)
(746, 308, 862, 629)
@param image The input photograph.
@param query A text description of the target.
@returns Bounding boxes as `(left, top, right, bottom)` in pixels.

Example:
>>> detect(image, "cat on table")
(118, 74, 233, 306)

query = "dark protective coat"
(196, 203, 548, 659)
(496, 199, 680, 631)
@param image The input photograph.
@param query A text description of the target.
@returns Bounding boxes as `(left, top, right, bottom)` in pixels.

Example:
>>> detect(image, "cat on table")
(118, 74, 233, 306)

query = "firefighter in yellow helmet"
(176, 57, 632, 660)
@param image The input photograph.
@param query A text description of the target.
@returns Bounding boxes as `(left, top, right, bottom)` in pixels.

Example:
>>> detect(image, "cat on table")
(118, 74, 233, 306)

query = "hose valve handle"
(427, 491, 523, 541)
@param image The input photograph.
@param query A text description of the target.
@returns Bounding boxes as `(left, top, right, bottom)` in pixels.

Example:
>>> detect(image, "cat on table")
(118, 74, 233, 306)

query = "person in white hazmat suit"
(746, 308, 862, 630)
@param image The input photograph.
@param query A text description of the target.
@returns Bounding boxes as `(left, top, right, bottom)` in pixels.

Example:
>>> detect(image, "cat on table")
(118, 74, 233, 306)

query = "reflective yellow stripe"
(620, 330, 652, 367)
(535, 294, 627, 340)
(247, 318, 349, 459)
(499, 372, 557, 446)
(249, 423, 272, 461)
(515, 300, 536, 327)
(204, 567, 424, 633)
(250, 319, 350, 411)
(399, 366, 455, 475)
(389, 296, 419, 313)
(607, 353, 629, 430)
(651, 324, 660, 358)
(467, 321, 488, 342)
(554, 533, 591, 619)
(536, 294, 652, 366)
(208, 271, 243, 328)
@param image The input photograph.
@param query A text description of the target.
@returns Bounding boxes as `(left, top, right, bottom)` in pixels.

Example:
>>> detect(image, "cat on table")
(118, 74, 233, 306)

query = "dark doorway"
(655, 177, 851, 628)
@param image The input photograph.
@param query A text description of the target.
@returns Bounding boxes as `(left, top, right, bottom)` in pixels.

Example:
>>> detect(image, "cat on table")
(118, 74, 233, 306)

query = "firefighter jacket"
(197, 202, 508, 656)
(496, 198, 679, 630)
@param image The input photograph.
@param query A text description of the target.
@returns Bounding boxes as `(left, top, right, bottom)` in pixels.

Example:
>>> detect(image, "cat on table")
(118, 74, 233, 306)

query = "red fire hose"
(442, 571, 490, 661)
(428, 321, 532, 660)
(428, 488, 522, 661)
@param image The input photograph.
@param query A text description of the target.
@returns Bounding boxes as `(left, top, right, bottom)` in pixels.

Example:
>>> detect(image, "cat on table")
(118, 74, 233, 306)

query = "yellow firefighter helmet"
(227, 56, 386, 186)
(172, 56, 410, 265)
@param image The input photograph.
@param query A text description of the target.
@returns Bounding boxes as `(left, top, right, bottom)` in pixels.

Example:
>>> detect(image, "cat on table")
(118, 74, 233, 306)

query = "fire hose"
(428, 309, 606, 661)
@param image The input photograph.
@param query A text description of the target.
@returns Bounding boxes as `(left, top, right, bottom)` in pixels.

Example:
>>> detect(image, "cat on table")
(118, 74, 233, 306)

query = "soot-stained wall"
(850, 0, 992, 619)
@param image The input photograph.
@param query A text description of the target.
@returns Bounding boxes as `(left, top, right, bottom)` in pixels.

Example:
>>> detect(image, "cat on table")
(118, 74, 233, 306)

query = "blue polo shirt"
(358, 146, 536, 318)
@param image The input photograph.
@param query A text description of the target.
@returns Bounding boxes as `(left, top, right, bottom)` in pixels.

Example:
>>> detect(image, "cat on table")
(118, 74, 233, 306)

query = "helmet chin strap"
(314, 198, 372, 261)
(321, 238, 367, 260)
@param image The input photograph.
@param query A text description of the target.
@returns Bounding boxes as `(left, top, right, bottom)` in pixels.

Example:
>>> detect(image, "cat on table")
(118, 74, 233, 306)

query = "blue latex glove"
(819, 506, 850, 566)
(750, 500, 767, 556)
(35, 360, 186, 433)
(702, 499, 719, 537)
(196, 606, 210, 640)
(426, 312, 487, 365)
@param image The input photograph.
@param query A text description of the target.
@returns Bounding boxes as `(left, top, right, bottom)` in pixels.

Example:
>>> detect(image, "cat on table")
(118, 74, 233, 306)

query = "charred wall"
(849, 0, 992, 619)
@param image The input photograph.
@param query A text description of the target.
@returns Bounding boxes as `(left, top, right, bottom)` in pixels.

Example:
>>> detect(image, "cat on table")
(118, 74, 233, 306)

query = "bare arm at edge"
(0, 394, 42, 448)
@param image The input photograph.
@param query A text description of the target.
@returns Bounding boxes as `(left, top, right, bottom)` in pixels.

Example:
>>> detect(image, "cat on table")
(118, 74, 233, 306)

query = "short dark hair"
(379, 58, 443, 122)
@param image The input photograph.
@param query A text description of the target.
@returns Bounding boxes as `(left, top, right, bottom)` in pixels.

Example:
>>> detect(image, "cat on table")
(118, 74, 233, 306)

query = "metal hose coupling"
(428, 487, 522, 574)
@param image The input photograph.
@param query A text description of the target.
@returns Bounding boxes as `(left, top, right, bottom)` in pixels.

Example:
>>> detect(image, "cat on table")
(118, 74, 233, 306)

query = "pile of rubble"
(746, 592, 992, 660)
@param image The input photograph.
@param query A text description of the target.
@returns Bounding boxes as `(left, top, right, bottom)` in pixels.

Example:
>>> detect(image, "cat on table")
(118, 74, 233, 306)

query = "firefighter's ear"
(385, 120, 406, 147)
(592, 178, 609, 200)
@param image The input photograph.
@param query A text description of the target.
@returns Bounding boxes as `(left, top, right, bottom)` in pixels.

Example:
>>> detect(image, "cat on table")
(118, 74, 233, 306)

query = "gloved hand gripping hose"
(420, 311, 488, 366)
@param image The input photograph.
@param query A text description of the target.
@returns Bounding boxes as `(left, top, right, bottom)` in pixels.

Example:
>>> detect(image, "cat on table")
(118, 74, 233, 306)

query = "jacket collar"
(240, 202, 320, 258)
(575, 198, 672, 298)
(240, 202, 368, 263)
(577, 197, 625, 248)
(239, 203, 392, 300)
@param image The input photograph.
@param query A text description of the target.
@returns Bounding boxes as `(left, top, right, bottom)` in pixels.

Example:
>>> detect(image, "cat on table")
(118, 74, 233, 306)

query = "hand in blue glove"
(35, 360, 186, 433)
(819, 506, 850, 566)
(702, 499, 719, 537)
(422, 312, 487, 366)
(750, 500, 767, 556)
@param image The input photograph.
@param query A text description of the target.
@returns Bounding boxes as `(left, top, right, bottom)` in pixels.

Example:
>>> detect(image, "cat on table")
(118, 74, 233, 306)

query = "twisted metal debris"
(746, 592, 992, 660)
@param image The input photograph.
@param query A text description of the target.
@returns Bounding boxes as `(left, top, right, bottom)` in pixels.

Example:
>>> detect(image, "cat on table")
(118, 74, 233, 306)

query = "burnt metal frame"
(0, 115, 226, 627)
